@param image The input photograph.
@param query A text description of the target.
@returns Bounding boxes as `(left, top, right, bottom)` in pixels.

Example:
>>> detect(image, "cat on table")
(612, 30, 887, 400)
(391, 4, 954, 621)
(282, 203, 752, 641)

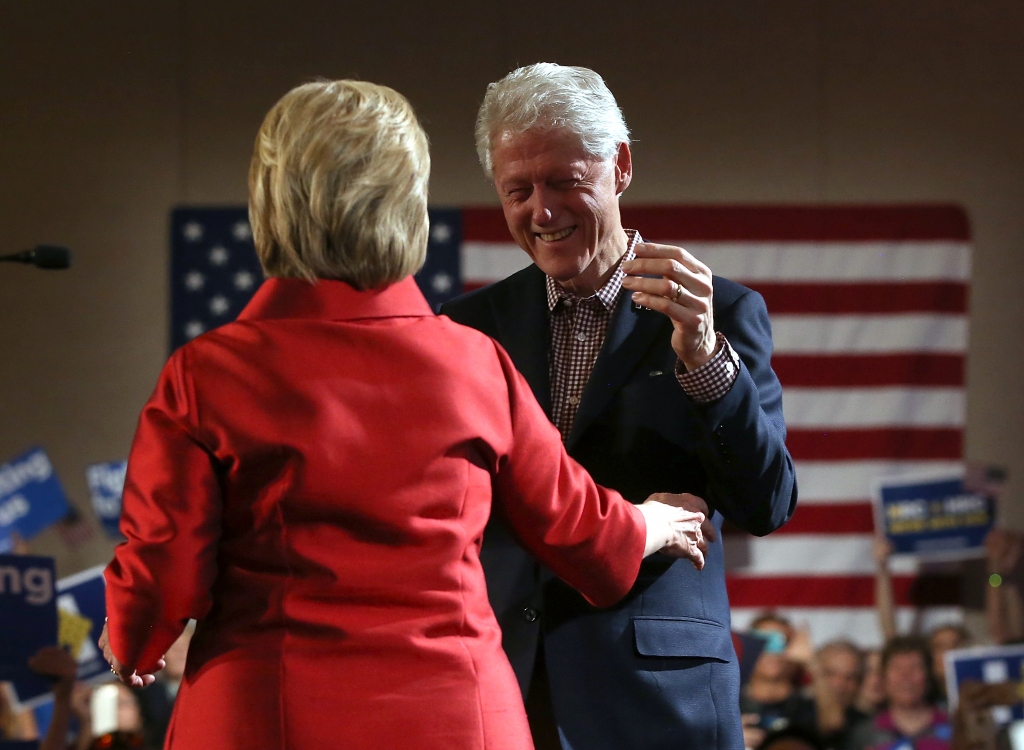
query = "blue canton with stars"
(170, 207, 463, 353)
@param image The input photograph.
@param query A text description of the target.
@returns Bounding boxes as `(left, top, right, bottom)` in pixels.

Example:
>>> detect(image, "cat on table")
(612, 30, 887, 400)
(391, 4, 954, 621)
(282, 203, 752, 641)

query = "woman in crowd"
(97, 79, 706, 750)
(846, 636, 951, 750)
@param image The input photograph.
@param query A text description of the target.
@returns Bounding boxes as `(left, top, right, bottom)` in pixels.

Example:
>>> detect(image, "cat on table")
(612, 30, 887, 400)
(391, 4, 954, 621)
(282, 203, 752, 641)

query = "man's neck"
(556, 228, 629, 297)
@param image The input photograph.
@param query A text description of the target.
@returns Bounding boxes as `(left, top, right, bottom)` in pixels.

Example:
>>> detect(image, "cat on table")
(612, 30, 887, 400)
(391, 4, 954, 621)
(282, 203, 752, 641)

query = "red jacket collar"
(237, 276, 433, 322)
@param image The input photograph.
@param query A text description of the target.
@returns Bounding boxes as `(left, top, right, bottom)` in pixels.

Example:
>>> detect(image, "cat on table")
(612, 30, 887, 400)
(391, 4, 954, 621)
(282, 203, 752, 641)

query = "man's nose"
(529, 187, 557, 227)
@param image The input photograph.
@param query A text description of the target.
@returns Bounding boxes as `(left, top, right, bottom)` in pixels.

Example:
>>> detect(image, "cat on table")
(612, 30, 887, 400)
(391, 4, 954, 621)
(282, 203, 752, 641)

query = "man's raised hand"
(621, 243, 717, 371)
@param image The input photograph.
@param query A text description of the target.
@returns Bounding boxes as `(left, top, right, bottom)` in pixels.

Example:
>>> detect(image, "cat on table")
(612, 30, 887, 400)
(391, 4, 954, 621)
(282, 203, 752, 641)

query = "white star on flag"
(233, 270, 256, 291)
(185, 321, 205, 339)
(183, 222, 204, 242)
(431, 223, 452, 243)
(209, 296, 230, 316)
(183, 270, 205, 291)
(209, 246, 230, 266)
(232, 221, 252, 241)
(431, 272, 453, 293)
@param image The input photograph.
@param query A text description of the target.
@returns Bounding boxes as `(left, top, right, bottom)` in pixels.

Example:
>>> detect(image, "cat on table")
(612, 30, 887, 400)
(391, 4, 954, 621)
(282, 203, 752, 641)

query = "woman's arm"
(104, 348, 222, 676)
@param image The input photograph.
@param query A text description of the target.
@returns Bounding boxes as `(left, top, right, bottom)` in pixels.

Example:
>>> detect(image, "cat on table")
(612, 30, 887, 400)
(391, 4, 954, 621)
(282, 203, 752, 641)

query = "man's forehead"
(494, 127, 591, 157)
(491, 128, 613, 181)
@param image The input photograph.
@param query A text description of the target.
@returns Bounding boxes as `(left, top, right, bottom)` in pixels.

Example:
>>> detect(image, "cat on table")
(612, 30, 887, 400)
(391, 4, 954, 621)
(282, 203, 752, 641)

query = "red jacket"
(105, 276, 645, 750)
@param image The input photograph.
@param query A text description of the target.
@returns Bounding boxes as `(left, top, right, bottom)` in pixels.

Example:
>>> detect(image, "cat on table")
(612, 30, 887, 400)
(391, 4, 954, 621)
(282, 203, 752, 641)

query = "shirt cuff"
(674, 332, 740, 404)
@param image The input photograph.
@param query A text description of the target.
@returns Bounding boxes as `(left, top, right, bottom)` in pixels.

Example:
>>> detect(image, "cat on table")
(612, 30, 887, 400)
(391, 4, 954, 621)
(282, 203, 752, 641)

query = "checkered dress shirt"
(546, 229, 740, 441)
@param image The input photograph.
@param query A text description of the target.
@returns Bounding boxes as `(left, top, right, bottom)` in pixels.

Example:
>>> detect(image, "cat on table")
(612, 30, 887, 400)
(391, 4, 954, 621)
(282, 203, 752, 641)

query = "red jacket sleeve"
(104, 347, 221, 674)
(490, 340, 646, 608)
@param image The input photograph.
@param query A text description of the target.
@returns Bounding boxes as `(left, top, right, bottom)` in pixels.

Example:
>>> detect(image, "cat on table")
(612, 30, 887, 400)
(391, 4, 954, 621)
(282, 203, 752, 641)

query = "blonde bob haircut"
(249, 80, 430, 289)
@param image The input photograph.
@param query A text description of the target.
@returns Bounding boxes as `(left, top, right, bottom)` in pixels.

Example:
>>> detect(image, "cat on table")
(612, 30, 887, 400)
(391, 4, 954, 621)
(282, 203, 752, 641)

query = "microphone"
(0, 245, 72, 269)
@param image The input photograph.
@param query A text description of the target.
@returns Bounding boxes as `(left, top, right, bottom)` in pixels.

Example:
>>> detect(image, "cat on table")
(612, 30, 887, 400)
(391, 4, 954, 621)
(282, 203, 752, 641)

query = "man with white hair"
(442, 63, 798, 750)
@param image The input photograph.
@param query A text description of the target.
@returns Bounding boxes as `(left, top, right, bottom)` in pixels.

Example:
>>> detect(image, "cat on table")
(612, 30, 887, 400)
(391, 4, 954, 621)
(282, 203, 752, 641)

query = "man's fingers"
(621, 274, 707, 310)
(630, 242, 711, 277)
(647, 492, 709, 514)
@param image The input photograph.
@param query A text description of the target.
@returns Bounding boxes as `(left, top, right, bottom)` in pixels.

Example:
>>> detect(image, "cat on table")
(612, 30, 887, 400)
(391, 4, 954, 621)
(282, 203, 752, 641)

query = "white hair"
(475, 63, 631, 178)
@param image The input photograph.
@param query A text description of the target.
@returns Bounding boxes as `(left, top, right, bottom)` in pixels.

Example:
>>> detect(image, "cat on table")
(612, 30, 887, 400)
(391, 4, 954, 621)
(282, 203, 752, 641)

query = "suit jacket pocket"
(633, 616, 734, 661)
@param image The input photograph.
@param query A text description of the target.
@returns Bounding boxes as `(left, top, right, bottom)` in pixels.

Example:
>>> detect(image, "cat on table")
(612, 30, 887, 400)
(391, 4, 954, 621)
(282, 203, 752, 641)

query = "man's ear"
(614, 141, 633, 195)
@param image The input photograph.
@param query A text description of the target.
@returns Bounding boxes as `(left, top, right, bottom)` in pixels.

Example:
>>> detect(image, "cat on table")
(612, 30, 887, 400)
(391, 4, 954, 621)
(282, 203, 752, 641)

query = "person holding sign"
(98, 80, 709, 750)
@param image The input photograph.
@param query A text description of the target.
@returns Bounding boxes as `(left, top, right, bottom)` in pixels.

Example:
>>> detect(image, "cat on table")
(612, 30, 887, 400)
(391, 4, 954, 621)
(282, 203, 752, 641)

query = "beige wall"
(1, 1, 1021, 575)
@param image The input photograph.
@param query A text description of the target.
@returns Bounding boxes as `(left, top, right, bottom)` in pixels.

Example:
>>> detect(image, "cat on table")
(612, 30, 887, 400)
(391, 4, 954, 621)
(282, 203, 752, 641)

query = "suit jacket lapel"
(566, 293, 668, 451)
(489, 265, 553, 417)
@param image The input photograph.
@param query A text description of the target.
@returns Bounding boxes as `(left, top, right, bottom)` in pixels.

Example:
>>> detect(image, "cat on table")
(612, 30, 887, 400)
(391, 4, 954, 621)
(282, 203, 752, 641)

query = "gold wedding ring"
(672, 281, 684, 303)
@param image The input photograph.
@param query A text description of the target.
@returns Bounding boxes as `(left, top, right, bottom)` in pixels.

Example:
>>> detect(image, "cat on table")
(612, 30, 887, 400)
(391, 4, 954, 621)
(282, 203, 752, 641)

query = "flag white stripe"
(730, 607, 964, 649)
(461, 244, 532, 282)
(771, 314, 967, 354)
(725, 534, 920, 575)
(631, 241, 971, 282)
(793, 460, 963, 503)
(783, 388, 965, 428)
(460, 241, 971, 283)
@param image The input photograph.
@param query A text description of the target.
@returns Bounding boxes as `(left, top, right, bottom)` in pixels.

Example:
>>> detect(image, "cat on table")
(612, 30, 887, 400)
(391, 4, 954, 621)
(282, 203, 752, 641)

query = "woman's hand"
(637, 493, 709, 569)
(98, 622, 165, 688)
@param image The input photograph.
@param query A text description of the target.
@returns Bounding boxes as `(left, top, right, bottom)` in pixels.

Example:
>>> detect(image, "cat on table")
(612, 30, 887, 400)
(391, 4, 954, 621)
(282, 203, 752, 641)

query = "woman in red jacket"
(99, 80, 705, 750)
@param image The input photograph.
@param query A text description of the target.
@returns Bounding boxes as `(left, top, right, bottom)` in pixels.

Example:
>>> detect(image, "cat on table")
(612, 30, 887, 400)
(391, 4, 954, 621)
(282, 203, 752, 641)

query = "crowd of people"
(739, 524, 1024, 750)
(739, 615, 967, 750)
(0, 618, 191, 749)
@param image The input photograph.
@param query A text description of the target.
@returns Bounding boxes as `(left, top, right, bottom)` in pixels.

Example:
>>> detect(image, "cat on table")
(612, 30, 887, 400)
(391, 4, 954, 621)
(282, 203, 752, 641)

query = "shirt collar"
(237, 276, 433, 322)
(545, 229, 642, 312)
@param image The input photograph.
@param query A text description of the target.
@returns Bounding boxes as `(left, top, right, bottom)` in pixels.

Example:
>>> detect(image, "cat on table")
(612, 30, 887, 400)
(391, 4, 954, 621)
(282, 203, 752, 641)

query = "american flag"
(171, 204, 971, 647)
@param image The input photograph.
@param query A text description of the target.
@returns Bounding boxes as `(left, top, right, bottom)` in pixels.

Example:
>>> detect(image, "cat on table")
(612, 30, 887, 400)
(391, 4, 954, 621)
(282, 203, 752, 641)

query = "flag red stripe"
(748, 282, 967, 314)
(774, 502, 876, 535)
(461, 209, 511, 242)
(772, 354, 964, 387)
(726, 574, 959, 607)
(786, 428, 962, 460)
(459, 205, 971, 242)
(720, 501, 873, 535)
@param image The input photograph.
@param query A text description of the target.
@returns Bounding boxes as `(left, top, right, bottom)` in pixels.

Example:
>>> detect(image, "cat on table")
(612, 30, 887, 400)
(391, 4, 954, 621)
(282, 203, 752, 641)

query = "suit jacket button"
(522, 607, 539, 623)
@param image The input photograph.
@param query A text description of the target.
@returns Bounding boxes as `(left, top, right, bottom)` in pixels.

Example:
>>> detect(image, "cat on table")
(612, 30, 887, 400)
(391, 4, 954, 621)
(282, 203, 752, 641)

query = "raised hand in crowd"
(27, 645, 79, 750)
(985, 528, 1024, 644)
(873, 535, 897, 642)
(70, 682, 95, 750)
(951, 679, 1020, 750)
(742, 712, 767, 750)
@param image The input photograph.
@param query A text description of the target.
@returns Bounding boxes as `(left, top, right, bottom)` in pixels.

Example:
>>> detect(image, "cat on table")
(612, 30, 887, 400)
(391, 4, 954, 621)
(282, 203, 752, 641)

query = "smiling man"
(441, 63, 798, 750)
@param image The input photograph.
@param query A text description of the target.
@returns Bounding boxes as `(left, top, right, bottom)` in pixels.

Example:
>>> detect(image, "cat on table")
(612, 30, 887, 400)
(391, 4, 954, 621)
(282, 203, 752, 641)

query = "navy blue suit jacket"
(442, 262, 797, 750)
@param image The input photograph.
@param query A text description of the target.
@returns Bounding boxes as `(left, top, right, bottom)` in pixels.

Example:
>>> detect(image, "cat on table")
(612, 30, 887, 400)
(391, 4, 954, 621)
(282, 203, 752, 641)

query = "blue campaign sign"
(873, 471, 995, 560)
(11, 564, 114, 711)
(0, 448, 71, 541)
(945, 644, 1024, 723)
(86, 461, 127, 539)
(0, 555, 58, 708)
(55, 564, 112, 688)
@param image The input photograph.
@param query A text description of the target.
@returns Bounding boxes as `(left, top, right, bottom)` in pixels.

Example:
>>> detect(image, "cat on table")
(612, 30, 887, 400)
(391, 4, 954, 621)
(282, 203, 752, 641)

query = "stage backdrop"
(170, 204, 971, 647)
